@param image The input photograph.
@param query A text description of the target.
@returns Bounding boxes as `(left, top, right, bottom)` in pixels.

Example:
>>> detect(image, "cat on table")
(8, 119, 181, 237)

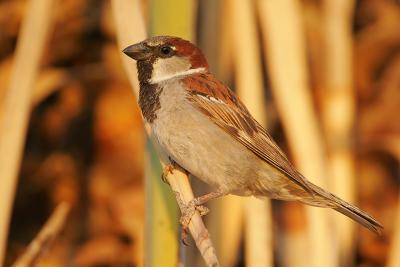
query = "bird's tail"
(333, 201, 383, 234)
(300, 181, 383, 234)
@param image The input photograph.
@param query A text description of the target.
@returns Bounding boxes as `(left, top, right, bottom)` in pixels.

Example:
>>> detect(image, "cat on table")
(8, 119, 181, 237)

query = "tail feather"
(333, 200, 383, 234)
(302, 181, 383, 234)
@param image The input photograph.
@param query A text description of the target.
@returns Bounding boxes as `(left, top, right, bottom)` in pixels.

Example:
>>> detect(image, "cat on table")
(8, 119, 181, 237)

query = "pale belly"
(156, 114, 248, 191)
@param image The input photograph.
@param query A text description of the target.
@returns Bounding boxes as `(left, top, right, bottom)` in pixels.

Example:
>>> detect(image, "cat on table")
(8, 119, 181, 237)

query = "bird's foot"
(161, 161, 177, 184)
(179, 198, 210, 245)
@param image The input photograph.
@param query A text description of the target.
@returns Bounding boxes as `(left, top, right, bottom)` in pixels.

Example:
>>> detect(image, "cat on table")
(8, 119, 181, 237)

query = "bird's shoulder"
(180, 72, 314, 193)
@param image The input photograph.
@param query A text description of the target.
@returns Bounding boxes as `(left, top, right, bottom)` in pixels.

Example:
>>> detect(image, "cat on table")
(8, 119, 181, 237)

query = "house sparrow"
(123, 36, 383, 234)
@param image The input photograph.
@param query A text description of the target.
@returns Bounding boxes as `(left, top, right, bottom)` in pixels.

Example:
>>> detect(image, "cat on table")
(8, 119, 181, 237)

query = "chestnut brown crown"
(123, 36, 209, 70)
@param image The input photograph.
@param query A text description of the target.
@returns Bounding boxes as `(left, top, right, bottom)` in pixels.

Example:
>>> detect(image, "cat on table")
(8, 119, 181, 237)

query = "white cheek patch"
(150, 57, 206, 84)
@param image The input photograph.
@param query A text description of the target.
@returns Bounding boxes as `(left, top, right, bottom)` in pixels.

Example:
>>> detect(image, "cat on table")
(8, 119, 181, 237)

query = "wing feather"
(182, 74, 313, 193)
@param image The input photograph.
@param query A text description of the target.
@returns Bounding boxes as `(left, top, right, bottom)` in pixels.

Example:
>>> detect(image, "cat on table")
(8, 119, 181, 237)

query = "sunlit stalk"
(257, 1, 338, 267)
(0, 0, 56, 264)
(322, 0, 356, 265)
(148, 0, 196, 266)
(111, 1, 219, 266)
(206, 1, 244, 266)
(11, 202, 70, 267)
(387, 194, 400, 267)
(230, 0, 273, 266)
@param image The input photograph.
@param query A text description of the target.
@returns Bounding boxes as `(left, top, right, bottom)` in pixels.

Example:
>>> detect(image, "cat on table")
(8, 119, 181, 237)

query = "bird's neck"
(136, 60, 207, 123)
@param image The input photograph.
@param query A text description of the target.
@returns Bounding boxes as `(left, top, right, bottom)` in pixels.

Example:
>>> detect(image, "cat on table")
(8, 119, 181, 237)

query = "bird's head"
(123, 36, 209, 84)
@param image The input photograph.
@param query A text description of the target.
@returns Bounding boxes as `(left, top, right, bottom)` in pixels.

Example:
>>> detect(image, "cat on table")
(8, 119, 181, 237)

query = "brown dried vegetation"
(0, 0, 399, 266)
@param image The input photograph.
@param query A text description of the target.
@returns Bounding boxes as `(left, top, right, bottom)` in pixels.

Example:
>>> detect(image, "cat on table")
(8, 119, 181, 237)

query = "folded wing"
(182, 73, 313, 194)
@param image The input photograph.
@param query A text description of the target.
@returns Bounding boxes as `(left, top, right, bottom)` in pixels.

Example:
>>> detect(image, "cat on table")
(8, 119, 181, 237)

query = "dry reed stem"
(257, 1, 338, 267)
(31, 69, 67, 107)
(322, 0, 356, 264)
(197, 1, 243, 266)
(148, 0, 197, 265)
(230, 0, 273, 266)
(217, 0, 234, 82)
(11, 202, 70, 267)
(210, 195, 243, 267)
(387, 194, 400, 267)
(206, 1, 244, 266)
(0, 0, 55, 264)
(111, 1, 219, 266)
(279, 229, 309, 267)
(1, 66, 66, 122)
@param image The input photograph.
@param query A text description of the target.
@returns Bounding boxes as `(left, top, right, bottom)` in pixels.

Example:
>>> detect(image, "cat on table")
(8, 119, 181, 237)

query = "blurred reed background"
(0, 0, 399, 266)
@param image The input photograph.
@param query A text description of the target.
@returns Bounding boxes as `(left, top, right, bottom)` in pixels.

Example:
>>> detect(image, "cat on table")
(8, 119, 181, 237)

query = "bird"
(122, 36, 383, 235)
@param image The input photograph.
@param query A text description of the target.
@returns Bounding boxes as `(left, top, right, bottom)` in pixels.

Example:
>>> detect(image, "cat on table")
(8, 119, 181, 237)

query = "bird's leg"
(179, 190, 226, 244)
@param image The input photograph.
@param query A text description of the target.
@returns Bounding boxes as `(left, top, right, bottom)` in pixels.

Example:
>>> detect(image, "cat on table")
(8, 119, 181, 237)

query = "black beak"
(123, 43, 152, 60)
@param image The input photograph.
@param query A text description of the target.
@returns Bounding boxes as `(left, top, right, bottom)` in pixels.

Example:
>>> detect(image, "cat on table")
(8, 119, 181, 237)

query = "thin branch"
(165, 165, 219, 267)
(110, 1, 219, 266)
(12, 202, 70, 267)
(0, 0, 56, 264)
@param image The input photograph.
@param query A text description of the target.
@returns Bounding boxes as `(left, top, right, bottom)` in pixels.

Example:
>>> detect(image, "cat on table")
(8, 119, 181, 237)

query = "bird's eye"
(159, 46, 174, 57)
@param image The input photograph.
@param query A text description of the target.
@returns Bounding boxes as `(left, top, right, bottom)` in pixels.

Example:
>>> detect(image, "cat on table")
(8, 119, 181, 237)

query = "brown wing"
(182, 73, 313, 194)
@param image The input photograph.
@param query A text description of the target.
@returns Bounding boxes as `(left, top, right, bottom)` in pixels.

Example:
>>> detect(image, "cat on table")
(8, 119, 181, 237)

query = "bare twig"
(110, 1, 219, 266)
(12, 202, 70, 267)
(0, 0, 56, 264)
(166, 165, 219, 267)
